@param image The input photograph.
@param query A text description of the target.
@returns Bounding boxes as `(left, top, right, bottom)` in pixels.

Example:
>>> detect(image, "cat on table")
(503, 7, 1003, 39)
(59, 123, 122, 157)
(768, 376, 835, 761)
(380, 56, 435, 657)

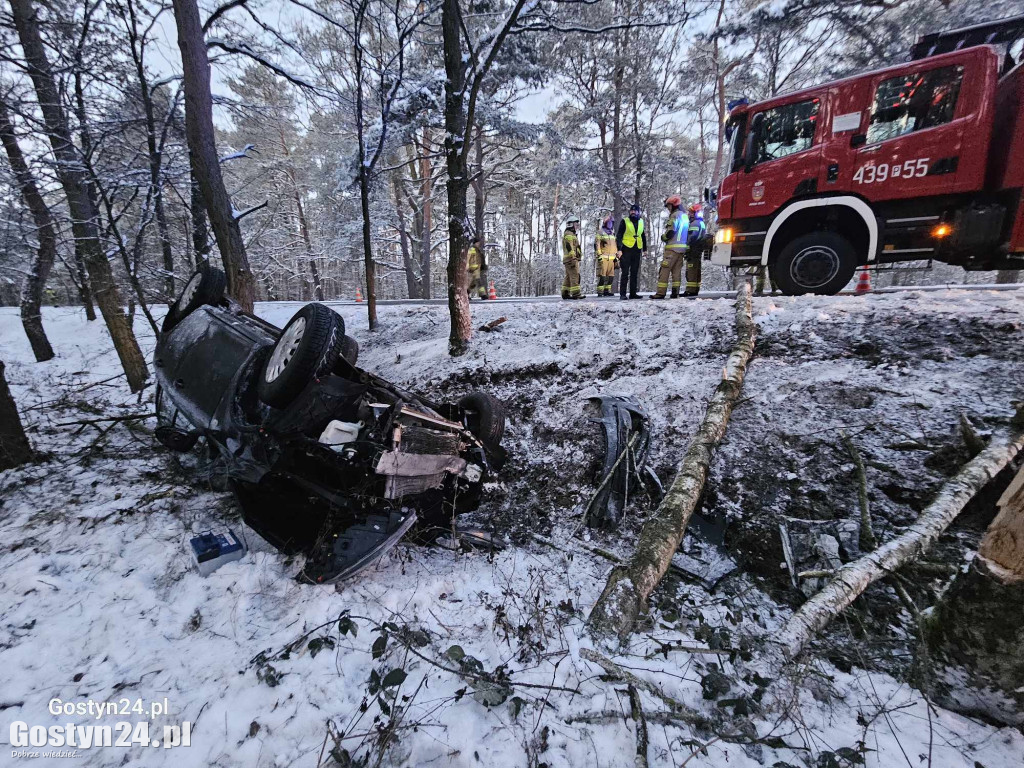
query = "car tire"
(341, 334, 359, 366)
(162, 268, 227, 333)
(459, 391, 506, 448)
(258, 303, 345, 408)
(771, 232, 858, 296)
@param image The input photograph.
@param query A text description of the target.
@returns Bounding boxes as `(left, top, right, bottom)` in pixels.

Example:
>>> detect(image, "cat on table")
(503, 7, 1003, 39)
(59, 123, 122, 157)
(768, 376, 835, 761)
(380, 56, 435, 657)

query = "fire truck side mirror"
(850, 133, 867, 148)
(742, 113, 763, 171)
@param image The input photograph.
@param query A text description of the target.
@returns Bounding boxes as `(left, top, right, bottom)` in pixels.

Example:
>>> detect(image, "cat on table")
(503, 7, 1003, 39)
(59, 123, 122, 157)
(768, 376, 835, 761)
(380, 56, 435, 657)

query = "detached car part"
(586, 395, 658, 529)
(155, 269, 507, 583)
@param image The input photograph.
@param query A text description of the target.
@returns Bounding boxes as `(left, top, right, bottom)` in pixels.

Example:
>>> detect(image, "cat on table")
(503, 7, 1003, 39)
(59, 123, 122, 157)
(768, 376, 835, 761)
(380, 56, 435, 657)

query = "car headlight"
(715, 227, 734, 245)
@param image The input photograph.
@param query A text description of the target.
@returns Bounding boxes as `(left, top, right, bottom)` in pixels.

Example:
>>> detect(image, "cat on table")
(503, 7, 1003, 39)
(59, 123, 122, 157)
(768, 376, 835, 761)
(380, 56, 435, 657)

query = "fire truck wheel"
(771, 232, 858, 296)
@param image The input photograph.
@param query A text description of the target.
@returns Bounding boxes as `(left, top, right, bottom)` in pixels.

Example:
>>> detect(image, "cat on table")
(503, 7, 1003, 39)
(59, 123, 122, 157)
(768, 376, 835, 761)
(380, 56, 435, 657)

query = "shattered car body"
(154, 270, 506, 583)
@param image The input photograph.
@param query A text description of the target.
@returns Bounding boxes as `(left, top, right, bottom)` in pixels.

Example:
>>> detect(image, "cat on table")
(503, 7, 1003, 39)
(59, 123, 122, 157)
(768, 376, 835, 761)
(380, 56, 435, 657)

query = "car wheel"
(162, 268, 227, 333)
(458, 391, 507, 448)
(771, 232, 857, 296)
(341, 334, 359, 366)
(258, 303, 345, 408)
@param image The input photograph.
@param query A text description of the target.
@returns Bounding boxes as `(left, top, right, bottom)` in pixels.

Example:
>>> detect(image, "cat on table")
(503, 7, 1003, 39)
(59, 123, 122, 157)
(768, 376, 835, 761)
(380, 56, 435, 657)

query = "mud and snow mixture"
(1, 288, 1023, 767)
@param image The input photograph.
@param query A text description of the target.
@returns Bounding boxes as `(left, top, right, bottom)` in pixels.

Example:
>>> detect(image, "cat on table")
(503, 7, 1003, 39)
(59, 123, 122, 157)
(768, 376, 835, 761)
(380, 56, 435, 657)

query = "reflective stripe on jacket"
(663, 210, 689, 253)
(622, 218, 644, 249)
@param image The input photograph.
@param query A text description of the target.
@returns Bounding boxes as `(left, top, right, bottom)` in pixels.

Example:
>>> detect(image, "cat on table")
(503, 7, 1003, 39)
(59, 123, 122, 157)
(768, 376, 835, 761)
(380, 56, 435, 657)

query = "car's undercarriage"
(154, 269, 507, 583)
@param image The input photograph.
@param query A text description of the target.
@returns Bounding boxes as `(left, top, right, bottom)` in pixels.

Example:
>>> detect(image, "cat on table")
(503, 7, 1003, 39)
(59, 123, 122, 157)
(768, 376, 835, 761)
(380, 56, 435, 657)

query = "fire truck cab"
(712, 16, 1024, 295)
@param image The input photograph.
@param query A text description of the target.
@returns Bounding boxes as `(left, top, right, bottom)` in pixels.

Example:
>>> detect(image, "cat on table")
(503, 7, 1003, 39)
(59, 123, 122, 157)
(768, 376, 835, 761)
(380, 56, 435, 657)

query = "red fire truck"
(710, 15, 1024, 294)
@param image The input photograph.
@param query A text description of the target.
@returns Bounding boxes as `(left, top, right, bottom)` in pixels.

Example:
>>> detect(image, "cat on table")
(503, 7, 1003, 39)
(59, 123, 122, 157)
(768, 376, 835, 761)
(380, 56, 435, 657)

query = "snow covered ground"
(1, 289, 1022, 767)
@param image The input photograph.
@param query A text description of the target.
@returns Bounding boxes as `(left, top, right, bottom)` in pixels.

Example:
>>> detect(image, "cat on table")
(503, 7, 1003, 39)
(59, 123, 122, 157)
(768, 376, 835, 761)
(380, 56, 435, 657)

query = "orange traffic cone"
(355, 286, 363, 303)
(854, 267, 871, 295)
(487, 281, 497, 300)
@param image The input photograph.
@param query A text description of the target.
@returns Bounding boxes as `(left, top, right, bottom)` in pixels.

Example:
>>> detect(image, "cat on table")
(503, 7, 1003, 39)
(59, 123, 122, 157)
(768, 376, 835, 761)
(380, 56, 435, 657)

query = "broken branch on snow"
(840, 429, 876, 551)
(477, 316, 506, 332)
(777, 407, 1024, 660)
(586, 281, 756, 644)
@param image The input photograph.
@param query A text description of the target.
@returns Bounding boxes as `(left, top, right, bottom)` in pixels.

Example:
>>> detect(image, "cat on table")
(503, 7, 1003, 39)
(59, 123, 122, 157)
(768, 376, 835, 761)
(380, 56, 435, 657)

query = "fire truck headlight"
(932, 224, 952, 238)
(715, 227, 734, 245)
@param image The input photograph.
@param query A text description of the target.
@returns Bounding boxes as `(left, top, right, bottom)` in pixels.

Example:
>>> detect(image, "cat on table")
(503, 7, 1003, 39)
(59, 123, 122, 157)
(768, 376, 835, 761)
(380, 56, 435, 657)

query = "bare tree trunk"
(778, 414, 1024, 661)
(350, 1, 378, 328)
(356, 154, 377, 323)
(10, 0, 148, 392)
(920, 464, 1024, 726)
(473, 126, 489, 289)
(0, 360, 32, 470)
(588, 282, 757, 643)
(296, 191, 323, 301)
(276, 129, 323, 301)
(551, 183, 560, 257)
(709, 0, 731, 191)
(611, 10, 624, 211)
(420, 128, 432, 299)
(395, 175, 419, 299)
(122, 0, 176, 301)
(0, 98, 55, 362)
(442, 0, 472, 354)
(189, 157, 211, 271)
(73, 249, 96, 320)
(473, 127, 486, 240)
(171, 0, 255, 311)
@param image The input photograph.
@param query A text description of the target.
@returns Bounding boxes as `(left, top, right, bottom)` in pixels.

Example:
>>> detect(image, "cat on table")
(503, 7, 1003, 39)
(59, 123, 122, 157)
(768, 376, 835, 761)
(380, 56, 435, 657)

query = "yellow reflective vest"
(467, 246, 481, 271)
(622, 218, 644, 249)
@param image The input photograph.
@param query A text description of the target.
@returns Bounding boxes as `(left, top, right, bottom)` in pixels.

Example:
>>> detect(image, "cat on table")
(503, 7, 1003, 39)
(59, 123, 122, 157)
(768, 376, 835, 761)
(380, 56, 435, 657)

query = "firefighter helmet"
(687, 202, 703, 217)
(601, 215, 615, 234)
(664, 194, 682, 209)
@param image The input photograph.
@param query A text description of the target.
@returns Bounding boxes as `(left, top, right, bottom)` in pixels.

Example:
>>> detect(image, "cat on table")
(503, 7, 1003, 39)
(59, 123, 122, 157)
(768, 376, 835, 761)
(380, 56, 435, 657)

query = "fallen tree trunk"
(777, 411, 1024, 660)
(920, 463, 1024, 726)
(587, 281, 756, 644)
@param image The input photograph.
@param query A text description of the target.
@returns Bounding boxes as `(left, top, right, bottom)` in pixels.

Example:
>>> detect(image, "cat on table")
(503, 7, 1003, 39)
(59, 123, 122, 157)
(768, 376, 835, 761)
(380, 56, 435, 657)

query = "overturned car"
(154, 269, 507, 583)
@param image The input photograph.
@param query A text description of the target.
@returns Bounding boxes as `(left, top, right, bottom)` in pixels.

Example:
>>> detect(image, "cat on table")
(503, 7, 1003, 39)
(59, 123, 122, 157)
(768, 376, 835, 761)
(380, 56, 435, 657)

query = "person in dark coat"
(616, 203, 647, 299)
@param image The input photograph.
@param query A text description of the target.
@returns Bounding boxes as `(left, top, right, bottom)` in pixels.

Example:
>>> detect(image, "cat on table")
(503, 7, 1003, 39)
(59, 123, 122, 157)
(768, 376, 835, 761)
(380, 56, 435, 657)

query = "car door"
(733, 94, 824, 221)
(849, 61, 971, 201)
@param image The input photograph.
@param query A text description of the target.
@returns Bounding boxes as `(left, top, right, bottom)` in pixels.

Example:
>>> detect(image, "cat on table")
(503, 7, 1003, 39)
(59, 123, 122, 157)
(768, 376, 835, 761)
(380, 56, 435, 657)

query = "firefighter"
(594, 215, 618, 296)
(466, 237, 488, 300)
(616, 203, 647, 299)
(651, 195, 688, 299)
(562, 218, 585, 299)
(755, 266, 778, 296)
(683, 203, 707, 297)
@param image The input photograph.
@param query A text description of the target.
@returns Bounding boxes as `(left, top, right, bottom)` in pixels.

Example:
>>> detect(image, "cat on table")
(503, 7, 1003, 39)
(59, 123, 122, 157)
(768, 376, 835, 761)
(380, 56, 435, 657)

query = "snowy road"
(274, 281, 1023, 310)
